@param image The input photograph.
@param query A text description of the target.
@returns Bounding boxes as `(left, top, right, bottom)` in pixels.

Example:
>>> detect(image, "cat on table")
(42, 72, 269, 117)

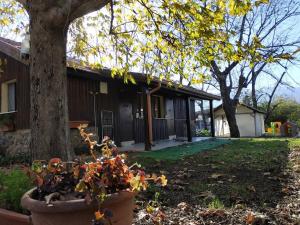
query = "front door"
(165, 98, 175, 137)
(119, 100, 133, 142)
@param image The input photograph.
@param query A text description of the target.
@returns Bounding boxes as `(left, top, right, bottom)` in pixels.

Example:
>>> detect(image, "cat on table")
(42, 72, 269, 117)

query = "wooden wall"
(0, 52, 30, 129)
(0, 52, 199, 145)
(174, 97, 187, 138)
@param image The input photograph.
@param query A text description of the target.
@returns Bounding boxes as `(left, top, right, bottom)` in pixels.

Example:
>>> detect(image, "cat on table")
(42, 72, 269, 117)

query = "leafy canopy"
(1, 0, 272, 84)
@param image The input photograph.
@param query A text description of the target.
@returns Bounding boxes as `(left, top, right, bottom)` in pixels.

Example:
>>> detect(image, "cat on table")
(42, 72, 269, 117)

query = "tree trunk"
(251, 75, 258, 109)
(220, 82, 240, 137)
(29, 13, 73, 160)
(222, 101, 240, 137)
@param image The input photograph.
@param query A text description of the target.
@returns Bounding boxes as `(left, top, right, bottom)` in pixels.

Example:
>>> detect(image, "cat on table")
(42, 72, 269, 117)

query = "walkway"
(119, 137, 211, 152)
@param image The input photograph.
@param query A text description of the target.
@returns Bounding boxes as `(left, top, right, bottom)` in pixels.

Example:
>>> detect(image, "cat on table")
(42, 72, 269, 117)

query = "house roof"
(0, 37, 220, 100)
(214, 103, 266, 114)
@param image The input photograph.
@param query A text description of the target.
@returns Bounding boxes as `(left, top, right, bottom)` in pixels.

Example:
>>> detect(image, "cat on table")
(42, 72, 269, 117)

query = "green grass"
(206, 138, 290, 170)
(208, 198, 225, 209)
(131, 138, 231, 161)
(0, 169, 33, 213)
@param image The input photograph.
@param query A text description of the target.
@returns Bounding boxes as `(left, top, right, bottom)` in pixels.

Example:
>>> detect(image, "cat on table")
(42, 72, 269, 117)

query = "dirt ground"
(130, 139, 300, 225)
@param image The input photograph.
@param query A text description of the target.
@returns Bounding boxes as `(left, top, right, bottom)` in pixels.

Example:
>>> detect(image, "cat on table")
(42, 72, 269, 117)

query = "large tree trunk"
(220, 82, 240, 138)
(222, 100, 240, 137)
(29, 13, 73, 160)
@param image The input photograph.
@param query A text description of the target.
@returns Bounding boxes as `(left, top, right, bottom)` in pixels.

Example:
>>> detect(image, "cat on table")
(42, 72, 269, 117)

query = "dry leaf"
(246, 212, 255, 224)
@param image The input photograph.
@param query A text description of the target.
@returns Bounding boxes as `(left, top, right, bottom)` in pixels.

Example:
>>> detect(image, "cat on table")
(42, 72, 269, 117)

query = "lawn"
(131, 138, 300, 224)
(131, 138, 231, 161)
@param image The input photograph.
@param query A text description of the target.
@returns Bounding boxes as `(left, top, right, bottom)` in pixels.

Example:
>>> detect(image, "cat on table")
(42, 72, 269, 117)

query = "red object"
(0, 208, 31, 225)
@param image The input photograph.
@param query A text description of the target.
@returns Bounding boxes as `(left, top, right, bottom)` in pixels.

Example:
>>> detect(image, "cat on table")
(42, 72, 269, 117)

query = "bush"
(0, 169, 33, 213)
(196, 129, 211, 137)
(208, 198, 224, 209)
(0, 153, 31, 167)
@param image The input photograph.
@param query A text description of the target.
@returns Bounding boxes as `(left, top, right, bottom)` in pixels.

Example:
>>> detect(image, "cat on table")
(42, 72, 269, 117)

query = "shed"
(214, 103, 265, 137)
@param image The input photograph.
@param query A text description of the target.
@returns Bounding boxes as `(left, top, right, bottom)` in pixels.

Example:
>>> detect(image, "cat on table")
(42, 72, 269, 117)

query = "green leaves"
(229, 0, 252, 16)
(1, 0, 272, 85)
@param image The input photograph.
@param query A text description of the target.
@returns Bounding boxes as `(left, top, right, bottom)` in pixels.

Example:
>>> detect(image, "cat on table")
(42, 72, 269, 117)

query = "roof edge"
(0, 37, 221, 101)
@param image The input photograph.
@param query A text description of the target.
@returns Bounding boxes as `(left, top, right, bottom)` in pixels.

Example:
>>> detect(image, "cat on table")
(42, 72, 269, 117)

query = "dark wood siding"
(174, 97, 187, 138)
(153, 118, 168, 141)
(0, 52, 18, 82)
(190, 99, 196, 137)
(67, 75, 120, 143)
(0, 52, 30, 129)
(165, 98, 175, 136)
(134, 118, 145, 143)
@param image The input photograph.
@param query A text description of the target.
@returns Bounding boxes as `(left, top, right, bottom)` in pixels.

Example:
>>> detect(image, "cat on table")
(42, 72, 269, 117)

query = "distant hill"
(276, 87, 300, 103)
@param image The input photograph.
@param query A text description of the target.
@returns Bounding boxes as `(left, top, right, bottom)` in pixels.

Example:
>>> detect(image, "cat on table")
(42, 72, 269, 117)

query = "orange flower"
(94, 210, 104, 220)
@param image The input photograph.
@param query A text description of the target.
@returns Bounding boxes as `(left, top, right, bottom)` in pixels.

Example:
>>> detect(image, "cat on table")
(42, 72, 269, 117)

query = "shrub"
(0, 153, 31, 167)
(208, 198, 224, 209)
(196, 129, 211, 137)
(0, 169, 33, 213)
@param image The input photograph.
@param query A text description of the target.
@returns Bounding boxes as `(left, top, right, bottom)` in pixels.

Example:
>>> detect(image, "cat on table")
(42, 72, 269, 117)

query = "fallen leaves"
(245, 212, 255, 224)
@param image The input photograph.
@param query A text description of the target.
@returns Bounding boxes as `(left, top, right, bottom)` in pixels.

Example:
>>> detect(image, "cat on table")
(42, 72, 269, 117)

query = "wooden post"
(143, 84, 161, 151)
(186, 97, 192, 142)
(209, 100, 215, 137)
(143, 88, 151, 151)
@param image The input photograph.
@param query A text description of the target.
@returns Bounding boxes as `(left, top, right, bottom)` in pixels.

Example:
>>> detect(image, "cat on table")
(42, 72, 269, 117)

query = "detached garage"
(214, 103, 265, 137)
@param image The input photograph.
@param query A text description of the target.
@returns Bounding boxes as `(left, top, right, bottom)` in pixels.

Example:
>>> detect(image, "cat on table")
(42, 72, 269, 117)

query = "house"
(214, 103, 265, 137)
(0, 37, 220, 155)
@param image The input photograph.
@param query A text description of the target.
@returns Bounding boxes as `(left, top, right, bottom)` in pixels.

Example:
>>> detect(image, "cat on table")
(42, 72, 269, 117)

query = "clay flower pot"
(0, 208, 31, 225)
(21, 188, 136, 225)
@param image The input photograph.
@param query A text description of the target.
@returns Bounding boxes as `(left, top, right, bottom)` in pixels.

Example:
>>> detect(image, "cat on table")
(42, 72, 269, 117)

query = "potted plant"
(21, 125, 167, 225)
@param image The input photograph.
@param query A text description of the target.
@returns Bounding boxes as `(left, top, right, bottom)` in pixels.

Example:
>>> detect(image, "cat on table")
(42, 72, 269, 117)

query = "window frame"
(152, 95, 165, 119)
(1, 79, 16, 113)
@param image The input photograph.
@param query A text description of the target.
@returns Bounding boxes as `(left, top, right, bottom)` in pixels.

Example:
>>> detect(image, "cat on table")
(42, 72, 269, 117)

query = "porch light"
(20, 33, 30, 59)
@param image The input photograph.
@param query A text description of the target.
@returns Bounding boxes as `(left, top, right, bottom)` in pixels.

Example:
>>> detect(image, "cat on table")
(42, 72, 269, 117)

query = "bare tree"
(210, 0, 300, 137)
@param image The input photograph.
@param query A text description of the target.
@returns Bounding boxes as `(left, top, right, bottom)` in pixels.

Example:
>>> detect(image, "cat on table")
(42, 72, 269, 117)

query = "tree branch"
(15, 0, 29, 11)
(69, 0, 110, 22)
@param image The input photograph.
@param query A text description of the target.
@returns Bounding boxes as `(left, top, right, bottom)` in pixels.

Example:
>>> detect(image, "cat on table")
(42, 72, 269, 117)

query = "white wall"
(215, 115, 230, 137)
(236, 113, 256, 137)
(255, 113, 265, 136)
(214, 105, 265, 137)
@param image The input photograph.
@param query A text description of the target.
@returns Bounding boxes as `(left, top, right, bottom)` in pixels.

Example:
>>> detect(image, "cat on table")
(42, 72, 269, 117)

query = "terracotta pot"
(0, 208, 31, 225)
(21, 189, 136, 225)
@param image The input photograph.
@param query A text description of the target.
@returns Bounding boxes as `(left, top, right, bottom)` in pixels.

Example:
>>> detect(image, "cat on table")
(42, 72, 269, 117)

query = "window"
(152, 95, 165, 118)
(100, 81, 108, 94)
(136, 92, 144, 119)
(1, 80, 16, 112)
(8, 82, 16, 111)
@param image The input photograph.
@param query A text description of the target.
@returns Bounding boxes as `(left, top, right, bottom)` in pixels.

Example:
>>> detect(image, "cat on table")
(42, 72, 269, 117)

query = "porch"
(119, 136, 212, 152)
